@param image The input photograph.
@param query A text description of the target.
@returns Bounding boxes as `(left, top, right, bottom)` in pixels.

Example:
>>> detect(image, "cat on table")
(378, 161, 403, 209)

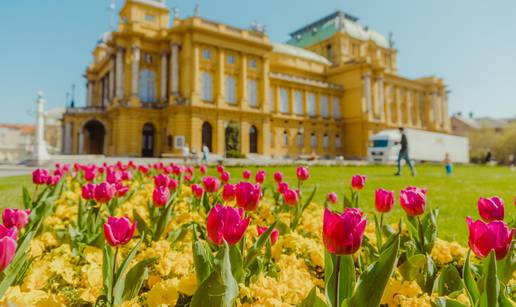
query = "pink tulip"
(202, 176, 221, 193)
(277, 182, 289, 194)
(273, 171, 283, 183)
(2, 208, 30, 229)
(168, 179, 179, 191)
(115, 182, 129, 197)
(184, 173, 193, 182)
(172, 165, 183, 176)
(243, 170, 251, 180)
(220, 171, 231, 184)
(46, 175, 61, 186)
(235, 182, 262, 211)
(32, 168, 50, 185)
(106, 170, 122, 184)
(153, 186, 170, 207)
(82, 183, 96, 200)
(477, 196, 504, 222)
(186, 166, 195, 176)
(154, 174, 170, 188)
(323, 208, 367, 255)
(121, 171, 132, 181)
(216, 164, 224, 174)
(138, 165, 149, 174)
(255, 170, 266, 184)
(400, 186, 427, 216)
(222, 184, 236, 201)
(94, 182, 116, 203)
(0, 236, 17, 272)
(103, 216, 137, 247)
(283, 188, 299, 206)
(199, 165, 207, 174)
(84, 169, 96, 181)
(327, 192, 338, 204)
(351, 174, 366, 190)
(257, 226, 279, 245)
(375, 188, 395, 213)
(206, 204, 250, 245)
(191, 184, 203, 199)
(0, 225, 18, 241)
(466, 217, 514, 260)
(296, 166, 310, 181)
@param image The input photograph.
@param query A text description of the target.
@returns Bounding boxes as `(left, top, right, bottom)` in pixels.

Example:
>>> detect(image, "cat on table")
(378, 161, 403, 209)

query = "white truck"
(367, 129, 470, 164)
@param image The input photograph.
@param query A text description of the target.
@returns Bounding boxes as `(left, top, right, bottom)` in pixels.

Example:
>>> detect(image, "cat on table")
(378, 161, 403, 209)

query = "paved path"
(0, 165, 34, 178)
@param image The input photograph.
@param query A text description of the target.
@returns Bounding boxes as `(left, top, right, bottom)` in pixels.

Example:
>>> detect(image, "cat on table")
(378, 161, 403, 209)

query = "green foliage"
(300, 287, 327, 307)
(324, 253, 355, 307)
(433, 265, 463, 296)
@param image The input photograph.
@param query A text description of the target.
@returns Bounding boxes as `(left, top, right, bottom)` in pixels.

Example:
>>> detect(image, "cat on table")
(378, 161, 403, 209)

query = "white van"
(368, 129, 469, 164)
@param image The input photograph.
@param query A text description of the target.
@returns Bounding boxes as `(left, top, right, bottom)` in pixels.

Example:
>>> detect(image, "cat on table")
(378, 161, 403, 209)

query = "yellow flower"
(178, 273, 198, 296)
(147, 278, 180, 307)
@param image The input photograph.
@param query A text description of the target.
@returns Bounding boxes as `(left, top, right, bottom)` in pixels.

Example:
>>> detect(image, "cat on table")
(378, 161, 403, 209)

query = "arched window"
(142, 123, 155, 157)
(202, 122, 213, 152)
(297, 131, 303, 147)
(310, 133, 317, 148)
(139, 69, 156, 103)
(249, 125, 258, 153)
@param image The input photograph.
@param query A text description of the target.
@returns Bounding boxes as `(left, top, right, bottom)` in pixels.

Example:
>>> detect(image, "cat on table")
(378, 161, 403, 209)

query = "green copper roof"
(287, 11, 390, 49)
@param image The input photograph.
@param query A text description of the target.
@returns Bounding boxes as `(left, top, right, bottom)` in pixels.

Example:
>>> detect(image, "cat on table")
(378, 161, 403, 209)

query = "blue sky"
(1, 0, 515, 124)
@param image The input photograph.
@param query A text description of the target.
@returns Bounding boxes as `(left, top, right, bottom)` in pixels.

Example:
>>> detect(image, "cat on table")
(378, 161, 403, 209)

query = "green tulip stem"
(32, 185, 39, 206)
(417, 216, 425, 253)
(111, 246, 119, 304)
(334, 255, 341, 307)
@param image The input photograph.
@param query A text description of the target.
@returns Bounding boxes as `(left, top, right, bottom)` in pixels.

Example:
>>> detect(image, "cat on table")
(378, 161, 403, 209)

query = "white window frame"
(307, 92, 316, 117)
(320, 95, 329, 118)
(297, 132, 303, 147)
(333, 96, 341, 119)
(310, 133, 317, 148)
(227, 54, 235, 64)
(249, 58, 257, 69)
(226, 75, 236, 104)
(280, 88, 289, 113)
(282, 131, 288, 146)
(294, 90, 303, 115)
(323, 134, 329, 148)
(202, 48, 211, 60)
(201, 71, 213, 101)
(248, 79, 258, 107)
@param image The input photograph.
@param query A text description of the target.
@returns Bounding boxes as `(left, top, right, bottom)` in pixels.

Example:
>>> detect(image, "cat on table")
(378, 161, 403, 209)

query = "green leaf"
(398, 254, 427, 281)
(243, 221, 277, 269)
(193, 238, 215, 285)
(102, 244, 114, 301)
(497, 241, 516, 284)
(191, 241, 239, 307)
(433, 297, 468, 307)
(422, 209, 439, 253)
(153, 202, 174, 241)
(300, 286, 328, 307)
(228, 245, 243, 283)
(484, 250, 499, 307)
(22, 187, 32, 209)
(374, 215, 383, 252)
(345, 234, 400, 307)
(116, 239, 142, 281)
(121, 257, 158, 301)
(434, 265, 463, 296)
(463, 250, 480, 304)
(0, 229, 36, 297)
(167, 223, 191, 245)
(133, 209, 151, 236)
(324, 253, 355, 307)
(302, 185, 318, 212)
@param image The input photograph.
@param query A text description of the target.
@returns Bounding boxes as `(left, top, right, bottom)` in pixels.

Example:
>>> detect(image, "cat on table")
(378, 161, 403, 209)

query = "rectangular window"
(283, 131, 288, 146)
(144, 14, 156, 22)
(297, 132, 303, 147)
(323, 134, 329, 148)
(320, 95, 329, 118)
(307, 92, 316, 117)
(333, 97, 341, 119)
(326, 44, 333, 60)
(227, 54, 235, 64)
(269, 86, 274, 112)
(280, 88, 289, 113)
(336, 135, 342, 148)
(226, 75, 236, 104)
(201, 72, 213, 101)
(202, 48, 211, 60)
(294, 90, 303, 115)
(248, 79, 258, 107)
(249, 58, 257, 69)
(310, 133, 317, 148)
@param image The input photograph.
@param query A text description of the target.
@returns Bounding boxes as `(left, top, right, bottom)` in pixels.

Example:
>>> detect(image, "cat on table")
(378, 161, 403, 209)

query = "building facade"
(62, 0, 450, 159)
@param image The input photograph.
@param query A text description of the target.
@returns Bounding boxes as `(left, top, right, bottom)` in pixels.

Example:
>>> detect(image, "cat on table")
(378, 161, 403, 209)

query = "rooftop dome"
(272, 43, 332, 65)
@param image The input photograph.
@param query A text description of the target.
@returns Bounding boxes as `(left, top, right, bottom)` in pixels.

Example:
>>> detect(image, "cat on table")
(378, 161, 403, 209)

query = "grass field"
(1, 164, 514, 243)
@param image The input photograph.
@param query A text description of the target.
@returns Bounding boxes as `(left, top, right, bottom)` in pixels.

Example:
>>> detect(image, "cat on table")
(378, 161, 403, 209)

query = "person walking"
(202, 144, 209, 163)
(395, 127, 416, 176)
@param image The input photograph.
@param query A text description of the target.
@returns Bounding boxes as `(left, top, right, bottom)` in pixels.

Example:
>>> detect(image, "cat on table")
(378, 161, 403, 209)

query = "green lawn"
(1, 165, 515, 243)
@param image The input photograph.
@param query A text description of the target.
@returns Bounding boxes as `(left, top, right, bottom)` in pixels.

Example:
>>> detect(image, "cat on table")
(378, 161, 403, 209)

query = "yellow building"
(62, 0, 450, 159)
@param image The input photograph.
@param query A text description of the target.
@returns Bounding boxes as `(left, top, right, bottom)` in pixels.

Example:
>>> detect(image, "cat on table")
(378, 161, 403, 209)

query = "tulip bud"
(2, 208, 30, 230)
(106, 170, 122, 184)
(283, 188, 299, 206)
(191, 184, 203, 199)
(32, 168, 50, 185)
(222, 184, 236, 201)
(255, 170, 266, 184)
(0, 224, 18, 241)
(154, 174, 171, 188)
(199, 165, 207, 174)
(46, 175, 61, 186)
(115, 182, 129, 197)
(202, 176, 221, 193)
(277, 182, 289, 194)
(138, 165, 149, 174)
(243, 170, 251, 179)
(94, 182, 116, 203)
(206, 204, 250, 245)
(82, 183, 95, 200)
(220, 171, 231, 183)
(168, 178, 179, 191)
(296, 166, 310, 181)
(466, 217, 514, 260)
(0, 236, 17, 272)
(153, 186, 170, 207)
(477, 196, 504, 222)
(257, 226, 279, 245)
(84, 169, 96, 182)
(103, 216, 137, 247)
(323, 208, 366, 255)
(216, 164, 224, 174)
(351, 174, 366, 190)
(273, 171, 283, 183)
(327, 192, 338, 204)
(400, 186, 427, 216)
(375, 188, 395, 213)
(235, 182, 262, 211)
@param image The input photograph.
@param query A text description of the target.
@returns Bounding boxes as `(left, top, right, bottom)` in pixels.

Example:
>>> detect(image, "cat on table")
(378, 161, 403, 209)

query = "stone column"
(385, 85, 391, 124)
(406, 91, 412, 126)
(161, 51, 168, 101)
(32, 92, 50, 165)
(131, 45, 140, 97)
(240, 54, 247, 109)
(115, 47, 124, 99)
(216, 49, 225, 107)
(363, 74, 372, 116)
(396, 88, 402, 125)
(109, 60, 115, 100)
(431, 92, 437, 123)
(377, 76, 384, 121)
(261, 57, 269, 112)
(192, 44, 200, 103)
(78, 130, 84, 154)
(64, 122, 72, 154)
(86, 81, 93, 106)
(171, 43, 180, 95)
(261, 120, 271, 156)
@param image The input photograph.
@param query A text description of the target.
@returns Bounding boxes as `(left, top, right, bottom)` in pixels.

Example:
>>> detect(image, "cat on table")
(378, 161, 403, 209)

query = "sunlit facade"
(62, 0, 450, 158)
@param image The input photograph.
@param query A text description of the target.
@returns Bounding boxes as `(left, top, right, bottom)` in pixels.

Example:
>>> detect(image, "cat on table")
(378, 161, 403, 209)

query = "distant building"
(0, 124, 34, 163)
(451, 113, 480, 136)
(62, 0, 451, 159)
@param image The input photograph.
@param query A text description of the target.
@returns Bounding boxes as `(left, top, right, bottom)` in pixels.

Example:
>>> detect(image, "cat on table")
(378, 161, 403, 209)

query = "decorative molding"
(269, 72, 343, 91)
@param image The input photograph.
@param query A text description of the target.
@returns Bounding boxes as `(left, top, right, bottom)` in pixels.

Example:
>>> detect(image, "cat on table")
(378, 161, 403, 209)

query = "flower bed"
(0, 162, 514, 306)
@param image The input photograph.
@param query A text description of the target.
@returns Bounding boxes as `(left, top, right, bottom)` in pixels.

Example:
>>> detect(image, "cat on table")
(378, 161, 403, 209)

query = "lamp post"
(32, 91, 50, 165)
